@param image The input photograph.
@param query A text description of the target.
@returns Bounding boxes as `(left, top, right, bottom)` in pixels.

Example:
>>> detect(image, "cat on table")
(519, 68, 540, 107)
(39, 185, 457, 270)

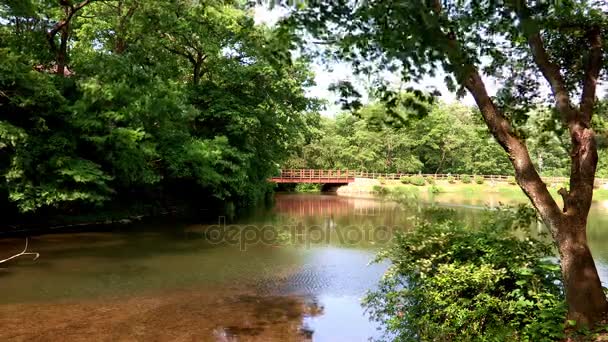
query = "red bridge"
(270, 169, 608, 187)
(270, 169, 355, 184)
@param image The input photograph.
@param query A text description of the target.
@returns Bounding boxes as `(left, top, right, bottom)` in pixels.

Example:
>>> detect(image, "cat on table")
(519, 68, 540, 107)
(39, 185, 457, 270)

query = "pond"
(0, 192, 606, 341)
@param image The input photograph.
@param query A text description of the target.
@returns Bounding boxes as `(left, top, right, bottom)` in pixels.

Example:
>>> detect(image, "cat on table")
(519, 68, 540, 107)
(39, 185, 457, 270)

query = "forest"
(0, 0, 319, 218)
(286, 99, 608, 177)
(3, 1, 608, 219)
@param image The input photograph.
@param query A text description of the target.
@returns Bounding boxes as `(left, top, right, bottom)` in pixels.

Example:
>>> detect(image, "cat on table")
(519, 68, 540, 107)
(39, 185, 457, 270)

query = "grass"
(372, 180, 608, 204)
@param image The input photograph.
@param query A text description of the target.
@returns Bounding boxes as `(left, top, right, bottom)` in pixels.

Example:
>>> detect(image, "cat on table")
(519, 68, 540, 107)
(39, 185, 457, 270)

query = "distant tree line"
(286, 98, 608, 178)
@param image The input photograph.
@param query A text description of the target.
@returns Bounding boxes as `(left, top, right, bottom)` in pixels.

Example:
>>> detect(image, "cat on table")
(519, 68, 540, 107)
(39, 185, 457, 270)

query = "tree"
(47, 0, 95, 75)
(290, 0, 608, 326)
(0, 0, 318, 213)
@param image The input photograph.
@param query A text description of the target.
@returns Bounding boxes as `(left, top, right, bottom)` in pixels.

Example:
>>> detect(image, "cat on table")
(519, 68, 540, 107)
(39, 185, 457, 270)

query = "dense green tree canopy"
(287, 99, 608, 177)
(0, 0, 319, 214)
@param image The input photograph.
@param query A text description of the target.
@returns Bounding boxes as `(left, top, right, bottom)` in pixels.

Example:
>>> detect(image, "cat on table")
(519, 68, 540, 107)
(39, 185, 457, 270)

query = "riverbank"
(336, 179, 608, 203)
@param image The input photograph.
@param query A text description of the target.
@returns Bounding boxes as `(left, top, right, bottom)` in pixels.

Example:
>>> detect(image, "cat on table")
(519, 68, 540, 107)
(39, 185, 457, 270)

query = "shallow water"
(0, 192, 606, 341)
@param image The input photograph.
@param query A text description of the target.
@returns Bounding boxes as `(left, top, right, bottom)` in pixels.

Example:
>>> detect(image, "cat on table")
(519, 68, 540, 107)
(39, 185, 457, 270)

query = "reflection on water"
(0, 192, 607, 341)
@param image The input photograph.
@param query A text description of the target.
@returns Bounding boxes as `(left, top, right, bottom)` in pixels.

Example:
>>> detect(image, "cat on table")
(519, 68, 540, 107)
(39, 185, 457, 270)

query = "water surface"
(0, 192, 607, 341)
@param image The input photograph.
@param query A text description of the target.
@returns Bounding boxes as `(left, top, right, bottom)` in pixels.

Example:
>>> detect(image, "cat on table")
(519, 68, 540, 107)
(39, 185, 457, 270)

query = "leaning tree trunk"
(430, 0, 608, 327)
(554, 216, 608, 325)
(462, 71, 608, 327)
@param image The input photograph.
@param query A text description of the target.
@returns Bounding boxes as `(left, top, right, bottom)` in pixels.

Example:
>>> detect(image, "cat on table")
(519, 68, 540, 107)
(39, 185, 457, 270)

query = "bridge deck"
(269, 169, 607, 185)
(270, 169, 354, 184)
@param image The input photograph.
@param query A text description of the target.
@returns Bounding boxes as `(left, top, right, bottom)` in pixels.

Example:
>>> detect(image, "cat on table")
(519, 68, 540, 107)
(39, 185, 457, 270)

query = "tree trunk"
(553, 217, 608, 325)
(429, 0, 608, 327)
(435, 147, 446, 175)
(57, 23, 69, 76)
(193, 62, 201, 86)
(462, 72, 608, 327)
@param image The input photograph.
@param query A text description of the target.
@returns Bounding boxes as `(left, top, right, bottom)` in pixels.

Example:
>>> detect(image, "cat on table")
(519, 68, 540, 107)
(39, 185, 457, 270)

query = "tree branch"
(47, 0, 94, 52)
(429, 0, 562, 227)
(162, 43, 196, 65)
(464, 71, 562, 223)
(511, 1, 579, 125)
(0, 238, 40, 265)
(510, 0, 600, 218)
(580, 25, 603, 121)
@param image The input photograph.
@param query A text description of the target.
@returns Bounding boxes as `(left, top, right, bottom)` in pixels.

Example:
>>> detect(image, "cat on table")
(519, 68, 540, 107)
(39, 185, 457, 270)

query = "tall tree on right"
(289, 0, 608, 327)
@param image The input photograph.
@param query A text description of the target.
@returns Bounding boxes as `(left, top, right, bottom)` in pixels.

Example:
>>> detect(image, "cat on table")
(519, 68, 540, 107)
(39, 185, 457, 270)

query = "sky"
(252, 5, 495, 116)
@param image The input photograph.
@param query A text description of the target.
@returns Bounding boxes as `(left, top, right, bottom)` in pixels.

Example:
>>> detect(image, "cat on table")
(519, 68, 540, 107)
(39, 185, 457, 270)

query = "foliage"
(425, 176, 435, 185)
(475, 175, 485, 185)
(294, 183, 321, 192)
(400, 176, 411, 184)
(286, 103, 511, 174)
(373, 185, 389, 195)
(447, 176, 456, 184)
(409, 176, 426, 186)
(377, 176, 386, 185)
(283, 100, 608, 177)
(0, 1, 318, 214)
(508, 176, 517, 185)
(364, 205, 567, 342)
(461, 175, 472, 184)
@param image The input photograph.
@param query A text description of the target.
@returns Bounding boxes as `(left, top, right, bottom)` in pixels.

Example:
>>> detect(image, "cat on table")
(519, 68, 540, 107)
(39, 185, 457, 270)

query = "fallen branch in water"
(0, 238, 39, 264)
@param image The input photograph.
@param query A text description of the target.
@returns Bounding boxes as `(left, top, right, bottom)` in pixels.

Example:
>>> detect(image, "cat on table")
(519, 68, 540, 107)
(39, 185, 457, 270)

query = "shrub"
(295, 183, 321, 192)
(377, 176, 386, 185)
(429, 184, 441, 194)
(364, 205, 566, 342)
(474, 175, 484, 184)
(507, 176, 516, 185)
(425, 176, 435, 185)
(399, 176, 410, 184)
(461, 174, 472, 183)
(387, 186, 419, 207)
(447, 175, 456, 184)
(410, 175, 426, 186)
(372, 185, 388, 195)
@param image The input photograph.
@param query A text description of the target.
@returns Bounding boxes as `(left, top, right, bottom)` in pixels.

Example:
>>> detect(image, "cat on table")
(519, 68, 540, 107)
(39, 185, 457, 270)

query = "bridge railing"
(274, 169, 608, 185)
(276, 169, 354, 180)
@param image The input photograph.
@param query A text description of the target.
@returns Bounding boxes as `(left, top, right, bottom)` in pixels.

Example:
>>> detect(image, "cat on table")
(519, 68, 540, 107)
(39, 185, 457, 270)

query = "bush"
(372, 185, 388, 195)
(387, 186, 419, 207)
(447, 175, 456, 184)
(474, 175, 484, 184)
(295, 183, 321, 192)
(377, 176, 386, 185)
(507, 176, 516, 185)
(429, 184, 441, 194)
(410, 175, 426, 186)
(461, 174, 472, 183)
(399, 176, 410, 184)
(364, 205, 566, 342)
(425, 176, 435, 185)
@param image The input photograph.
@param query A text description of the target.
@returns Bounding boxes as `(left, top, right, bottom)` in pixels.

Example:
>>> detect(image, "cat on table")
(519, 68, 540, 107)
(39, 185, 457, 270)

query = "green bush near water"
(372, 185, 389, 195)
(447, 176, 456, 184)
(475, 175, 485, 184)
(410, 176, 426, 186)
(400, 176, 411, 184)
(425, 176, 435, 185)
(461, 175, 472, 184)
(364, 205, 568, 342)
(295, 183, 321, 192)
(508, 176, 517, 185)
(428, 184, 441, 194)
